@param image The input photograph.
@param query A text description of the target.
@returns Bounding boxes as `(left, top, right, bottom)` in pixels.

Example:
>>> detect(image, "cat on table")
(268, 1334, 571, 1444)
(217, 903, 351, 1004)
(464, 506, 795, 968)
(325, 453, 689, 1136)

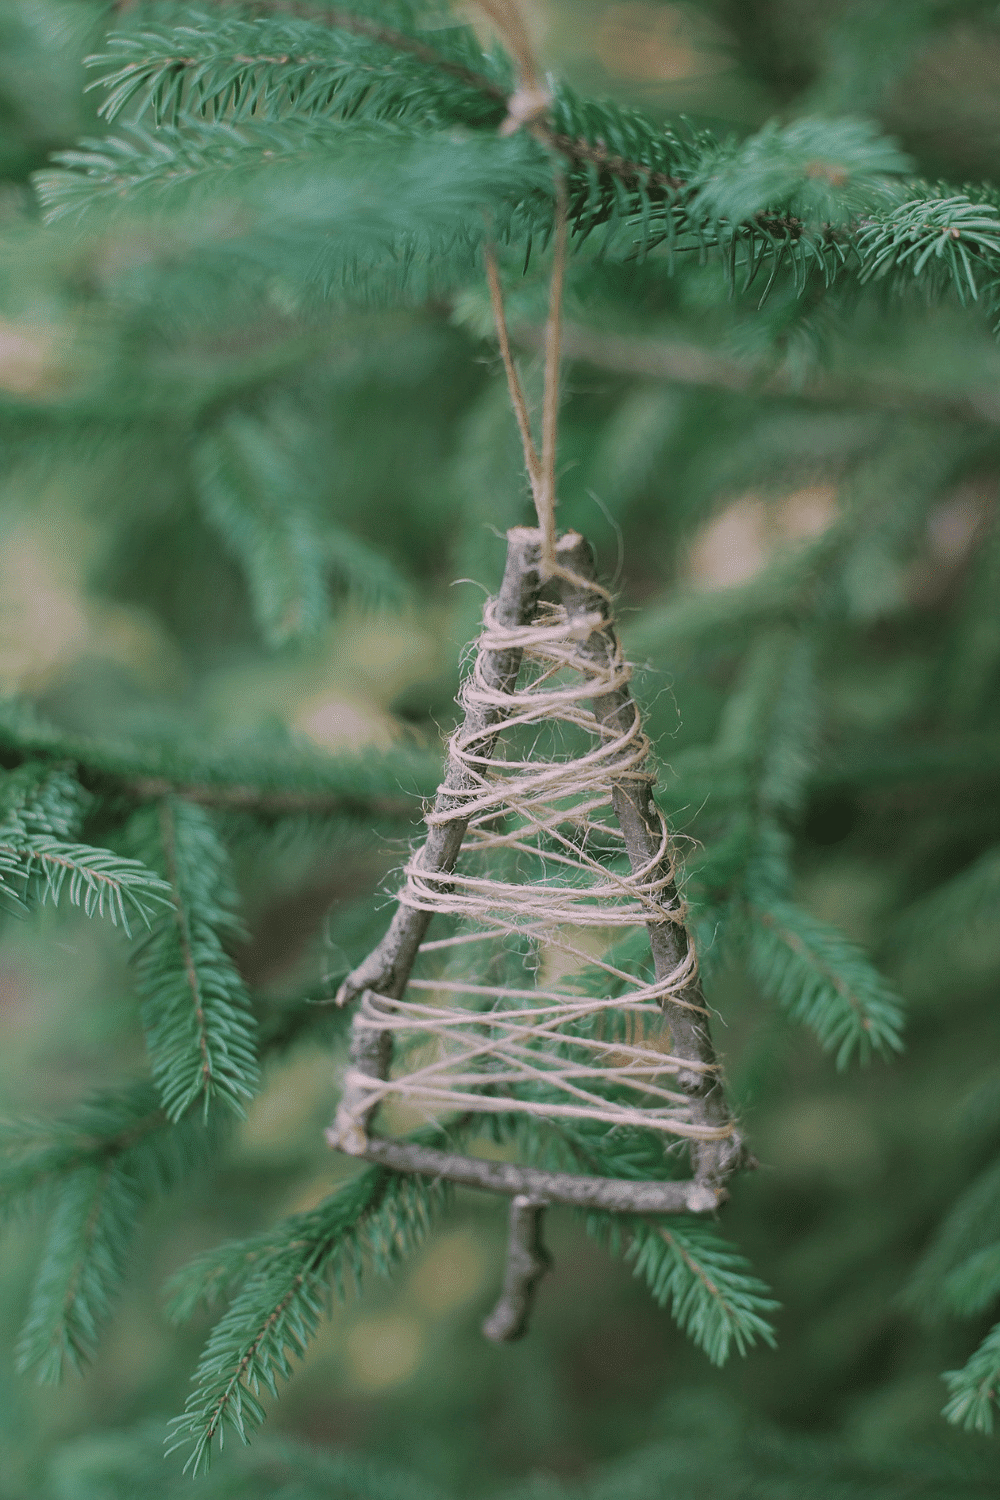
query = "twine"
(334, 601, 730, 1149)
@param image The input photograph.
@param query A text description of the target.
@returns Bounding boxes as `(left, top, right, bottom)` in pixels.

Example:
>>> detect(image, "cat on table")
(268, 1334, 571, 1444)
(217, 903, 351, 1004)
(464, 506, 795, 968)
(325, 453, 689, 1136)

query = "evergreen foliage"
(0, 763, 170, 931)
(166, 1157, 450, 1473)
(126, 798, 260, 1121)
(588, 1213, 779, 1366)
(0, 1, 998, 1495)
(1, 1085, 211, 1382)
(745, 898, 904, 1066)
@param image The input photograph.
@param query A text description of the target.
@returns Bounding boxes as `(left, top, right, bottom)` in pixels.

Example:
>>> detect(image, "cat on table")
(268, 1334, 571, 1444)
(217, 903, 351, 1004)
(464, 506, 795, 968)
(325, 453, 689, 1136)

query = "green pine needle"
(587, 1213, 779, 1366)
(746, 898, 904, 1067)
(0, 765, 170, 932)
(127, 799, 260, 1122)
(89, 8, 505, 132)
(194, 411, 329, 648)
(943, 1323, 1000, 1434)
(2, 1085, 211, 1383)
(943, 1243, 1000, 1319)
(894, 845, 1000, 949)
(166, 1164, 448, 1474)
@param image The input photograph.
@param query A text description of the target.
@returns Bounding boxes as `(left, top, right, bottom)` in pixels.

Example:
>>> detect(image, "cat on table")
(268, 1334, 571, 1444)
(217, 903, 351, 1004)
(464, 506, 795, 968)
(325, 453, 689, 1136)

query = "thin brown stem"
(326, 1131, 724, 1213)
(482, 1196, 551, 1342)
(126, 776, 415, 819)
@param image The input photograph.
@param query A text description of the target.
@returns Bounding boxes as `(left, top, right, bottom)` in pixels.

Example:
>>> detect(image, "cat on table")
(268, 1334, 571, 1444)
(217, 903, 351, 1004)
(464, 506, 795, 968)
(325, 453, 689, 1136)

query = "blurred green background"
(2, 3, 1000, 1497)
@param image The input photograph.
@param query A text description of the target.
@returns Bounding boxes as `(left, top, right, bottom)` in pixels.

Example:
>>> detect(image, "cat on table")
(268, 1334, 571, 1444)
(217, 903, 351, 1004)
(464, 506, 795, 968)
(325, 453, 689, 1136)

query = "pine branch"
(943, 1243, 1000, 1318)
(194, 411, 329, 648)
(906, 1160, 1000, 1318)
(0, 763, 171, 931)
(689, 116, 908, 231)
(0, 699, 437, 819)
(893, 845, 1000, 950)
(745, 899, 904, 1067)
(1, 753, 168, 931)
(2, 1085, 211, 1383)
(518, 319, 1000, 427)
(127, 799, 260, 1122)
(943, 1323, 1000, 1434)
(47, 3, 1000, 330)
(16, 1159, 144, 1384)
(0, 837, 171, 931)
(166, 1161, 448, 1474)
(90, 9, 506, 130)
(669, 629, 904, 1068)
(587, 1212, 779, 1366)
(35, 115, 549, 235)
(718, 631, 821, 824)
(0, 763, 87, 839)
(859, 186, 1000, 306)
(688, 630, 822, 920)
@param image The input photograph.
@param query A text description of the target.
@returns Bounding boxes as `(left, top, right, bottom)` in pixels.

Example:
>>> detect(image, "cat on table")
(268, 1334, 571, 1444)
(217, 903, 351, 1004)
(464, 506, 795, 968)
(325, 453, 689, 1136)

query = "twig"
(334, 527, 546, 1010)
(554, 533, 745, 1186)
(482, 1196, 551, 1342)
(324, 1130, 723, 1213)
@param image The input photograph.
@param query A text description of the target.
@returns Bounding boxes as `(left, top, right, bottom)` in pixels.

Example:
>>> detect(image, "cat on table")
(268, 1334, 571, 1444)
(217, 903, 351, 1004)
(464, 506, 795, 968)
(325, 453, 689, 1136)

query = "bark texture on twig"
(555, 532, 744, 1186)
(324, 1129, 723, 1213)
(482, 1197, 552, 1342)
(335, 528, 546, 1011)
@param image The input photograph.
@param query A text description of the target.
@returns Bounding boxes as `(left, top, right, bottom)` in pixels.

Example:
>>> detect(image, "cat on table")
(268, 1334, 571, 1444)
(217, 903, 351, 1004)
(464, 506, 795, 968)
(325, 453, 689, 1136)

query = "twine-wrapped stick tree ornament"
(328, 6, 751, 1338)
(329, 527, 752, 1339)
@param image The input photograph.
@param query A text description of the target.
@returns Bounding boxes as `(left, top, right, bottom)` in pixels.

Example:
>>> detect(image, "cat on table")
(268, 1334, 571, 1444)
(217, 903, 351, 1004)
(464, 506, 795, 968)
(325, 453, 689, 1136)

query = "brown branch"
(333, 527, 547, 1010)
(554, 532, 745, 1187)
(517, 321, 1000, 426)
(325, 1131, 724, 1213)
(481, 1196, 551, 1342)
(126, 776, 416, 819)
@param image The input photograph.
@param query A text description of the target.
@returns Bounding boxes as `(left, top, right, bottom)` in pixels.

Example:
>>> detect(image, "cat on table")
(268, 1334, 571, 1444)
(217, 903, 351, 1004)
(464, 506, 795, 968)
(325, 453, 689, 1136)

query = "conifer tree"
(0, 3, 1000, 1496)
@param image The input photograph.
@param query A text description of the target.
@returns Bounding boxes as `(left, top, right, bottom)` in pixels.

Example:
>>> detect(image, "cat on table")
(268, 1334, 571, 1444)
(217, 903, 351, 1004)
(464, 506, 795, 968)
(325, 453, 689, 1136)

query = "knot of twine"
(336, 602, 729, 1147)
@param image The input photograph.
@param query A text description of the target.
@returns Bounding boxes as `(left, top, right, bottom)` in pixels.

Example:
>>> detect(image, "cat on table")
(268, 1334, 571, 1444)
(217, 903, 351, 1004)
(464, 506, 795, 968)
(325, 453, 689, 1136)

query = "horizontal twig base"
(325, 1130, 723, 1213)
